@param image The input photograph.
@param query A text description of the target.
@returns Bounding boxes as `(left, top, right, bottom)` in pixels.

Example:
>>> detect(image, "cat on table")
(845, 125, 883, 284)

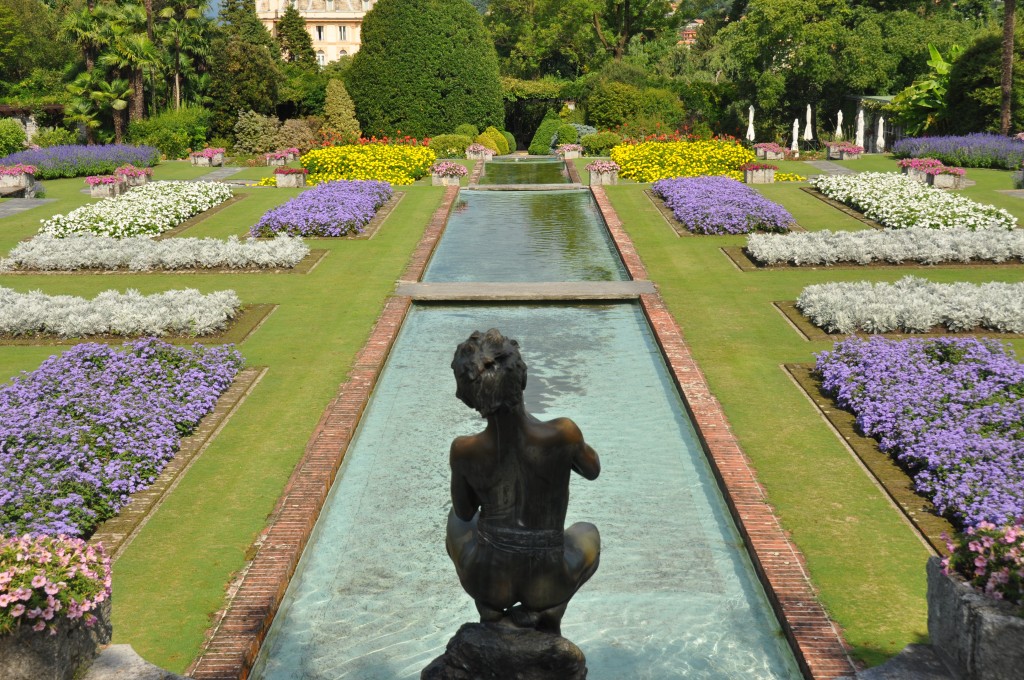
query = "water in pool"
(423, 190, 627, 283)
(250, 303, 801, 679)
(476, 157, 569, 185)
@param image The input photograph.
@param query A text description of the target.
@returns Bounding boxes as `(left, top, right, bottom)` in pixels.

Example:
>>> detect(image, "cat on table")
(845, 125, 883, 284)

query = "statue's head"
(452, 329, 527, 416)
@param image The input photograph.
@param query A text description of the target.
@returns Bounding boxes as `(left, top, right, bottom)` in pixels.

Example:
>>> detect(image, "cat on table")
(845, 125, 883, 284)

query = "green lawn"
(4, 158, 1023, 671)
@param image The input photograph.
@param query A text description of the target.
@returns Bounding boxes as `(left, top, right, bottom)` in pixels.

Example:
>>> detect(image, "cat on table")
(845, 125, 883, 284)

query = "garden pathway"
(193, 167, 244, 181)
(805, 160, 855, 175)
(0, 197, 55, 217)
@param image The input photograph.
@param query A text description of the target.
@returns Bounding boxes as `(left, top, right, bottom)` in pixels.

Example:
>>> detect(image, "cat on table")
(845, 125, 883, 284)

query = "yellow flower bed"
(610, 140, 756, 182)
(301, 144, 436, 185)
(776, 172, 806, 182)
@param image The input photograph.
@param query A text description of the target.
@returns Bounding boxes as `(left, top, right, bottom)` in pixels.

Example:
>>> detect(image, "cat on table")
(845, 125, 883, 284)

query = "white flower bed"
(0, 287, 240, 337)
(810, 173, 1016, 231)
(747, 228, 1024, 266)
(1, 234, 309, 272)
(797, 276, 1024, 334)
(40, 181, 234, 238)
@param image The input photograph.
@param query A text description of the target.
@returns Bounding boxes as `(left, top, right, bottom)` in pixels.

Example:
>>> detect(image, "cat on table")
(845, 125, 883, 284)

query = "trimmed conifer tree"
(347, 0, 503, 137)
(324, 79, 361, 140)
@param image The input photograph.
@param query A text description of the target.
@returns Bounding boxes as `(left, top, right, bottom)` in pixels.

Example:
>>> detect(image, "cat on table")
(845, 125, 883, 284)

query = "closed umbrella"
(876, 117, 885, 153)
(803, 104, 813, 140)
(835, 110, 844, 139)
(791, 118, 799, 153)
(855, 108, 865, 148)
(746, 105, 755, 141)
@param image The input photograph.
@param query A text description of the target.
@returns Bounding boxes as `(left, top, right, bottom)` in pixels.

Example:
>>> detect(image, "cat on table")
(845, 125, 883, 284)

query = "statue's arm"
(450, 439, 481, 521)
(560, 419, 600, 480)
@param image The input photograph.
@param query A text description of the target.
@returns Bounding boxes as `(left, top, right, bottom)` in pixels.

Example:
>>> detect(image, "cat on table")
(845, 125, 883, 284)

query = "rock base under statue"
(422, 623, 587, 680)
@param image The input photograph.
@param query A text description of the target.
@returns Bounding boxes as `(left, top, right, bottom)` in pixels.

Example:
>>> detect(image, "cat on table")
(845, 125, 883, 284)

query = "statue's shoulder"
(541, 417, 584, 444)
(450, 432, 486, 463)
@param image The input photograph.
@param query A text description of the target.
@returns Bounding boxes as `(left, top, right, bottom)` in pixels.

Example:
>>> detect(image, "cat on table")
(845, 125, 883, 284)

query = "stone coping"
(645, 189, 806, 236)
(189, 181, 855, 679)
(467, 159, 485, 186)
(463, 183, 584, 191)
(89, 367, 268, 561)
(0, 303, 276, 347)
(0, 249, 329, 276)
(564, 157, 583, 185)
(187, 185, 460, 680)
(784, 363, 951, 556)
(774, 300, 1024, 342)
(395, 280, 656, 301)
(721, 245, 1024, 272)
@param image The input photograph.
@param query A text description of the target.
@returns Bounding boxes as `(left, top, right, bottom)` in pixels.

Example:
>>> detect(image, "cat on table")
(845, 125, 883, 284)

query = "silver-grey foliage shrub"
(2, 234, 309, 271)
(747, 228, 1024, 266)
(0, 288, 241, 337)
(797, 276, 1024, 334)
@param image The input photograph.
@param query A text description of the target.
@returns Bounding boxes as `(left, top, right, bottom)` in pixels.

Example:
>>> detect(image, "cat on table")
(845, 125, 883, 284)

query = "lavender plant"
(746, 228, 1024, 266)
(2, 234, 309, 272)
(0, 287, 240, 337)
(0, 145, 160, 180)
(652, 176, 794, 234)
(250, 179, 392, 237)
(797, 276, 1024, 334)
(892, 134, 1024, 170)
(816, 336, 1024, 526)
(0, 339, 243, 537)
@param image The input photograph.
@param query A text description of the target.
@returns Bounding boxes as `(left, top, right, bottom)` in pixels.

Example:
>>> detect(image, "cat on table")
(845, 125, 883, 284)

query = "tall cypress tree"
(347, 0, 504, 137)
(276, 5, 317, 68)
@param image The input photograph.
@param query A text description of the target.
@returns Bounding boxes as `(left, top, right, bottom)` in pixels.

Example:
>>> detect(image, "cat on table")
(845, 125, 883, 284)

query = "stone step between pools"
(395, 280, 656, 301)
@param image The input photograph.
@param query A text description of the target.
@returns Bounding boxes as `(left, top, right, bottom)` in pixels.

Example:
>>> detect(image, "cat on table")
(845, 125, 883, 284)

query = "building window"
(316, 25, 324, 41)
(339, 25, 347, 41)
(339, 50, 348, 56)
(327, 0, 334, 8)
(362, 0, 370, 9)
(317, 51, 325, 66)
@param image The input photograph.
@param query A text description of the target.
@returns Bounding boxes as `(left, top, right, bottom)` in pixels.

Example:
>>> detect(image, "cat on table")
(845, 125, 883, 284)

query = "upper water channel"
(475, 156, 571, 185)
(250, 158, 802, 679)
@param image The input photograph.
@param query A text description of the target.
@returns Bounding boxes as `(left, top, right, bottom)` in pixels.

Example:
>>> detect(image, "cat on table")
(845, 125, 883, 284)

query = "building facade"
(256, 0, 376, 65)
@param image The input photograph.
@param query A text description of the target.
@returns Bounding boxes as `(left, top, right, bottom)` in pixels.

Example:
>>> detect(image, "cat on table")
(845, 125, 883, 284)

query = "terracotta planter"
(744, 169, 775, 184)
(927, 173, 961, 190)
(90, 181, 126, 198)
(0, 172, 34, 188)
(431, 174, 461, 186)
(927, 557, 1024, 680)
(275, 173, 307, 188)
(0, 599, 112, 680)
(588, 170, 618, 186)
(266, 158, 287, 167)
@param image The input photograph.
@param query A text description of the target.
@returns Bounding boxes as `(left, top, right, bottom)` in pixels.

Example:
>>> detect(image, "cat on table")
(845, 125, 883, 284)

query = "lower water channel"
(251, 163, 802, 679)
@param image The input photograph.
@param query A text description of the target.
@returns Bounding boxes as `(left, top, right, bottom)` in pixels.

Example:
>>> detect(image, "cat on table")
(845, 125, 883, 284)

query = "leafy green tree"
(89, 77, 133, 142)
(592, 0, 681, 60)
(323, 79, 361, 139)
(348, 0, 503, 137)
(59, 3, 112, 72)
(486, 0, 602, 78)
(886, 44, 962, 135)
(946, 28, 1024, 134)
(276, 5, 316, 67)
(158, 3, 211, 110)
(1002, 0, 1016, 134)
(0, 0, 71, 87)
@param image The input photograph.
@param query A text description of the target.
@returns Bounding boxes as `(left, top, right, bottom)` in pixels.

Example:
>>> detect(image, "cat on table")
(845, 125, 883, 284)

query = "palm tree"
(158, 4, 210, 110)
(59, 6, 109, 72)
(100, 31, 160, 121)
(65, 72, 105, 144)
(1002, 0, 1016, 135)
(90, 78, 133, 143)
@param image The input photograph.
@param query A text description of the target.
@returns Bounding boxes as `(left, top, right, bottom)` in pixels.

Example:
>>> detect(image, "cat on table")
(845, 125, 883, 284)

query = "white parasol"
(746, 105, 755, 142)
(835, 110, 844, 139)
(855, 108, 865, 148)
(876, 116, 885, 153)
(803, 104, 813, 140)
(791, 118, 799, 153)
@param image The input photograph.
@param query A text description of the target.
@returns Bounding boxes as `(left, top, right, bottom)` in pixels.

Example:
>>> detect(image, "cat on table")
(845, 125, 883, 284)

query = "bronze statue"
(446, 329, 601, 636)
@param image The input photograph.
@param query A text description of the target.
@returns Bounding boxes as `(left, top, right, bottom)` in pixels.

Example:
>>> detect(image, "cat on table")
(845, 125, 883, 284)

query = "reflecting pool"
(476, 157, 569, 185)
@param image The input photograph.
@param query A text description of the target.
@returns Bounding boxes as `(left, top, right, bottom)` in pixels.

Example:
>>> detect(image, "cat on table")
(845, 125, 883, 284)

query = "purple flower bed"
(652, 175, 794, 234)
(249, 179, 393, 237)
(816, 336, 1024, 528)
(0, 145, 160, 180)
(0, 338, 244, 538)
(892, 134, 1024, 170)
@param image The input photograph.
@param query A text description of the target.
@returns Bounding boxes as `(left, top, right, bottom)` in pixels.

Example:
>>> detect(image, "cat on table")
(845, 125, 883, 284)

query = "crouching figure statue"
(446, 328, 601, 636)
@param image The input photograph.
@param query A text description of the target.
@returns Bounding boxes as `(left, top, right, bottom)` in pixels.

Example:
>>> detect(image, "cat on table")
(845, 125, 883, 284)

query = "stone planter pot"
(266, 157, 287, 167)
(764, 151, 785, 161)
(0, 172, 35, 188)
(466, 151, 493, 162)
(927, 173, 962, 190)
(1014, 170, 1024, 190)
(90, 180, 126, 198)
(744, 169, 775, 184)
(927, 557, 1024, 680)
(827, 147, 843, 160)
(562, 150, 580, 160)
(755, 148, 767, 160)
(275, 173, 307, 188)
(286, 153, 297, 162)
(588, 170, 618, 186)
(0, 599, 112, 680)
(431, 174, 461, 186)
(901, 166, 928, 183)
(120, 174, 148, 187)
(191, 153, 223, 167)
(839, 151, 861, 160)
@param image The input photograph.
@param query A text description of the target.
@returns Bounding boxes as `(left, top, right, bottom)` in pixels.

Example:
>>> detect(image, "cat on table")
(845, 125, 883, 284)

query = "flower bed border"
(0, 303, 276, 346)
(645, 189, 806, 237)
(89, 366, 267, 561)
(0, 249, 328, 276)
(247, 191, 404, 241)
(783, 363, 953, 556)
(799, 187, 886, 230)
(720, 246, 1024, 272)
(773, 300, 1024, 342)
